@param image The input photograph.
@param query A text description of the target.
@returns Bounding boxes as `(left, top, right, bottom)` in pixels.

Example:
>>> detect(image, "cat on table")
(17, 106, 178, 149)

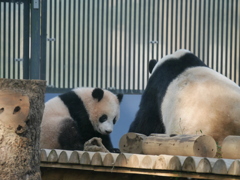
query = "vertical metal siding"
(0, 0, 26, 79)
(43, 0, 240, 93)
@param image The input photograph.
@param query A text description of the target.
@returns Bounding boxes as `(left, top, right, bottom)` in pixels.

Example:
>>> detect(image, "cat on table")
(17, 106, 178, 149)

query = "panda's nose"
(105, 130, 112, 134)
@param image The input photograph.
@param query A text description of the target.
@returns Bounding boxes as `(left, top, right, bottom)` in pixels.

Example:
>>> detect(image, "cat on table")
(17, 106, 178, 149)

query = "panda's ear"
(92, 88, 104, 102)
(149, 59, 158, 74)
(117, 94, 123, 103)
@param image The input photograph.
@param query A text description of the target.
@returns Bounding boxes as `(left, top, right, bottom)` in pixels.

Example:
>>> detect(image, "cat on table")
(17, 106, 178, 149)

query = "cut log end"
(119, 132, 147, 154)
(222, 136, 240, 159)
(193, 135, 217, 157)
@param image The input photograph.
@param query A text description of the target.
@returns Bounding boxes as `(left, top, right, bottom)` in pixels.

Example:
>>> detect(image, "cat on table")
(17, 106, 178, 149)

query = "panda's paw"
(110, 148, 121, 153)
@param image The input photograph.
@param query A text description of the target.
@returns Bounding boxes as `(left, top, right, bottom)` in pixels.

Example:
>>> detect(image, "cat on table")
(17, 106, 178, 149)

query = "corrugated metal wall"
(0, 0, 29, 79)
(44, 0, 240, 94)
(1, 0, 239, 93)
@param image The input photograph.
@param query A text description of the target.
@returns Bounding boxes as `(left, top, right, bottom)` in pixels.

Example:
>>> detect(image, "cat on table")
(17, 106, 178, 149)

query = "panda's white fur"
(162, 66, 240, 143)
(129, 49, 240, 145)
(40, 96, 69, 149)
(40, 87, 123, 151)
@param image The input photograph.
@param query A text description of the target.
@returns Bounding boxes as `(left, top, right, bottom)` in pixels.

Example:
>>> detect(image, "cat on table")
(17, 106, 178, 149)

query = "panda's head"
(149, 49, 191, 74)
(74, 88, 123, 135)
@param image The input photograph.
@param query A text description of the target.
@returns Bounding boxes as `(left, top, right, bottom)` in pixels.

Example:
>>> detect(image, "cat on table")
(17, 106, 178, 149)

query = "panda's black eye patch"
(113, 117, 117, 125)
(99, 114, 108, 123)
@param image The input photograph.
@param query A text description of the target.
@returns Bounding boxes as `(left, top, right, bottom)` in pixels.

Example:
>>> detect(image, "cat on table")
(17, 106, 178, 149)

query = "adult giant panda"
(129, 49, 240, 145)
(40, 87, 123, 152)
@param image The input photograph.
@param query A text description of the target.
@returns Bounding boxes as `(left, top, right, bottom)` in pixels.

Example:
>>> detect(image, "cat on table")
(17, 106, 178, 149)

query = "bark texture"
(0, 78, 46, 180)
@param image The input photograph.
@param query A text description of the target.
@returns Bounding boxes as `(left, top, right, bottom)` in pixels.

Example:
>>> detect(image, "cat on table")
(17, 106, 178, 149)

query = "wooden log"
(221, 135, 240, 159)
(142, 134, 217, 157)
(0, 78, 46, 180)
(114, 153, 132, 167)
(196, 157, 212, 173)
(47, 149, 63, 162)
(228, 160, 240, 175)
(150, 133, 176, 137)
(91, 152, 103, 166)
(154, 154, 182, 170)
(182, 156, 196, 172)
(119, 133, 147, 153)
(103, 153, 119, 166)
(114, 153, 127, 167)
(69, 151, 84, 164)
(68, 151, 80, 164)
(212, 159, 227, 174)
(80, 152, 91, 165)
(212, 159, 234, 175)
(58, 150, 73, 163)
(58, 151, 68, 163)
(80, 151, 95, 165)
(181, 156, 211, 173)
(125, 154, 159, 169)
(206, 157, 219, 168)
(140, 155, 159, 169)
(40, 149, 52, 162)
(127, 154, 145, 168)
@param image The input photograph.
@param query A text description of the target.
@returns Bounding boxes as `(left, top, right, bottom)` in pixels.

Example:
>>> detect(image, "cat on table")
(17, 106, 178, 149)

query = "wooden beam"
(41, 163, 240, 180)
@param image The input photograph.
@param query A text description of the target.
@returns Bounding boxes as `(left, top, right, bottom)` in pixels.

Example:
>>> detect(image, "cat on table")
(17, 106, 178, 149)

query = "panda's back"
(43, 96, 71, 121)
(162, 67, 240, 143)
(40, 96, 73, 149)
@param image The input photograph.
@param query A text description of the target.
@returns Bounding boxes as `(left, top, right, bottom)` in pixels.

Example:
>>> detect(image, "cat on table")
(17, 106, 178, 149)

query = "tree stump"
(0, 78, 46, 180)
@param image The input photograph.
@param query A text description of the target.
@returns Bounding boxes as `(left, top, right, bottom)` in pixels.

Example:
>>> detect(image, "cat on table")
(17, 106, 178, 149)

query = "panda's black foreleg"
(58, 118, 84, 150)
(101, 135, 120, 153)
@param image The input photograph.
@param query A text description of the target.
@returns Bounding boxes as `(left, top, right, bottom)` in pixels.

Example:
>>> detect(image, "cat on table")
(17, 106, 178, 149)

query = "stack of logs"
(119, 133, 240, 159)
(40, 149, 240, 176)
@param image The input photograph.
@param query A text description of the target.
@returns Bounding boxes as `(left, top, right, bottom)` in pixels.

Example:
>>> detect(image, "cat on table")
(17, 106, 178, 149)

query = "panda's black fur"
(129, 52, 207, 136)
(40, 88, 123, 152)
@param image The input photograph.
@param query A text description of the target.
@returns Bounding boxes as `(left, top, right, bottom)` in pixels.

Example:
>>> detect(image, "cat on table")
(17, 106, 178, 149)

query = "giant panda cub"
(129, 49, 240, 145)
(40, 87, 123, 152)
